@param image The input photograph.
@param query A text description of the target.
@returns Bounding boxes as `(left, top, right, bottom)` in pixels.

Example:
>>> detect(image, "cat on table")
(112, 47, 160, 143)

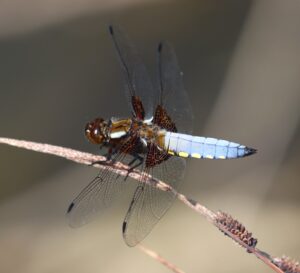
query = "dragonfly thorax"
(109, 118, 132, 139)
(136, 122, 164, 143)
(108, 117, 166, 149)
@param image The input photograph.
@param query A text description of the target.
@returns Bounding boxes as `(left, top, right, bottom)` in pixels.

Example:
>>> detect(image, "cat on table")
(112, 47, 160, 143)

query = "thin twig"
(138, 245, 186, 273)
(0, 137, 298, 273)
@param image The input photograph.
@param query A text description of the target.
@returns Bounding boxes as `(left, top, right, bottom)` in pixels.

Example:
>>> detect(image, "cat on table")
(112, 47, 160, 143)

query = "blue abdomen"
(164, 132, 256, 159)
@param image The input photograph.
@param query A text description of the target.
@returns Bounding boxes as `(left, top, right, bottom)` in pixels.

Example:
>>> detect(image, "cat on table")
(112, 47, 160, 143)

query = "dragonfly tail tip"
(245, 147, 257, 156)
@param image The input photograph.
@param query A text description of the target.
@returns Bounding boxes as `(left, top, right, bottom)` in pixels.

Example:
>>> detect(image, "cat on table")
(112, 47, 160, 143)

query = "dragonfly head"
(85, 118, 108, 144)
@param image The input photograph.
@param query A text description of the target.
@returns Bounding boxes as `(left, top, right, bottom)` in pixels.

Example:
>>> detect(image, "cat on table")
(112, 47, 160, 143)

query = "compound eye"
(85, 118, 106, 144)
(85, 124, 101, 144)
(93, 129, 104, 143)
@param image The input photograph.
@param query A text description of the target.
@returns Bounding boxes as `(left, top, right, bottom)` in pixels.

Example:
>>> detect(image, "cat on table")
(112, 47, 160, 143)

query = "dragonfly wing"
(123, 147, 186, 246)
(67, 154, 130, 227)
(67, 136, 140, 227)
(155, 41, 194, 133)
(109, 25, 157, 120)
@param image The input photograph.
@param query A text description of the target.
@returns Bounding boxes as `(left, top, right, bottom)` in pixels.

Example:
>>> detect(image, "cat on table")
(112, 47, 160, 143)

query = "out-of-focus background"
(0, 0, 299, 272)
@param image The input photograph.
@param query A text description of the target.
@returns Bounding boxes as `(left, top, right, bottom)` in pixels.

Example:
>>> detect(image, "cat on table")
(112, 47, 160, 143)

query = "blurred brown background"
(0, 0, 299, 272)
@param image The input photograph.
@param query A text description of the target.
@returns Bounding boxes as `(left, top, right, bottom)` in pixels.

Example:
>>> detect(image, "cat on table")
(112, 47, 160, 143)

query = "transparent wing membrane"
(156, 41, 194, 134)
(67, 152, 131, 227)
(109, 25, 157, 119)
(67, 135, 140, 227)
(123, 153, 186, 246)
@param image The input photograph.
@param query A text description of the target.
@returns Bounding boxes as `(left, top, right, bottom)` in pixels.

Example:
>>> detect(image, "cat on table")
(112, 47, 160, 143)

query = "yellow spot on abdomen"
(191, 153, 201, 159)
(205, 155, 214, 159)
(218, 155, 226, 159)
(178, 152, 189, 158)
(168, 150, 175, 155)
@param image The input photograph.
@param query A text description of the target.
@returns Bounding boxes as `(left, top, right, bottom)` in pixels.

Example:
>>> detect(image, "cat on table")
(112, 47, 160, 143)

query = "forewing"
(155, 41, 194, 133)
(67, 168, 123, 227)
(67, 137, 139, 227)
(122, 149, 186, 246)
(109, 25, 156, 120)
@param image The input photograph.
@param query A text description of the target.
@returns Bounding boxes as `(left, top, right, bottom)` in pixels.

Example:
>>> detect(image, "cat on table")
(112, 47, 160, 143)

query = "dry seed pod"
(215, 211, 257, 250)
(273, 256, 300, 273)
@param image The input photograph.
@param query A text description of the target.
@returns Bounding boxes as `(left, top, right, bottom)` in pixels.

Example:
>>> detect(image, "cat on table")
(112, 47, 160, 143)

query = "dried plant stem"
(138, 245, 186, 273)
(0, 137, 297, 273)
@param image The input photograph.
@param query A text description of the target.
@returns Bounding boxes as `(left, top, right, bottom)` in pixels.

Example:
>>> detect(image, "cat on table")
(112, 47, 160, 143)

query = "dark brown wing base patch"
(146, 104, 178, 168)
(154, 105, 177, 132)
(146, 143, 170, 168)
(131, 96, 145, 120)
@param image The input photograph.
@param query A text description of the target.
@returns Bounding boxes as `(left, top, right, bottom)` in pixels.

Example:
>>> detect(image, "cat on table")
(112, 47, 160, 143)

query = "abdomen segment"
(164, 132, 256, 159)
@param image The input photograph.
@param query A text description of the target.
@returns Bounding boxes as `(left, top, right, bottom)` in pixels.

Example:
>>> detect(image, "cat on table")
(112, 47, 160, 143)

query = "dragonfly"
(67, 25, 256, 247)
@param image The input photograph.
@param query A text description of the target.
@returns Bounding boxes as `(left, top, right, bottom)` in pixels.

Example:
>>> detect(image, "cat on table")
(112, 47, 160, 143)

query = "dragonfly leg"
(90, 146, 118, 166)
(90, 159, 110, 167)
(104, 147, 118, 161)
(124, 154, 144, 180)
